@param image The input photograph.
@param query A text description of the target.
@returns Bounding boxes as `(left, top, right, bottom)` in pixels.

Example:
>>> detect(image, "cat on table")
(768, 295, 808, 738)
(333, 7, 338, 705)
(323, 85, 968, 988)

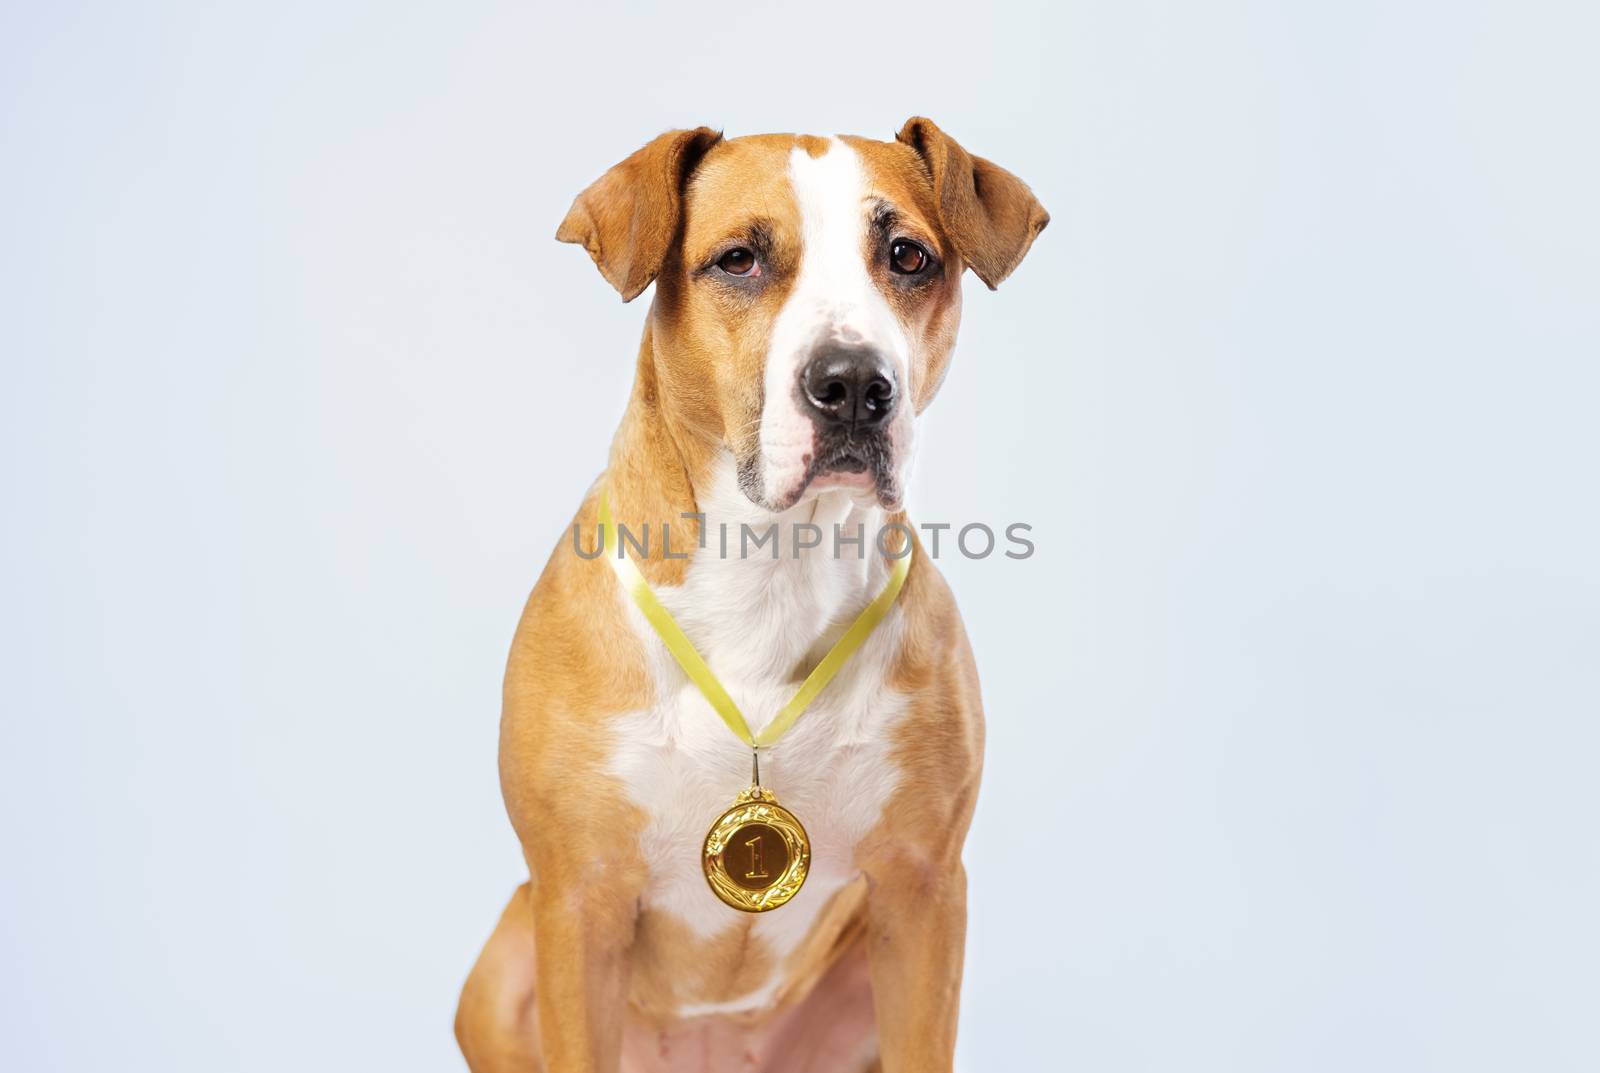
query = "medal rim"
(701, 790, 810, 913)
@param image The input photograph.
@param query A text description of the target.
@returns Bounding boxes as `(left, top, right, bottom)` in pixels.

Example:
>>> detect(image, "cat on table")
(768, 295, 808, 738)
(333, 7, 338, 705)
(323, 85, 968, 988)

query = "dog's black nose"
(800, 346, 897, 430)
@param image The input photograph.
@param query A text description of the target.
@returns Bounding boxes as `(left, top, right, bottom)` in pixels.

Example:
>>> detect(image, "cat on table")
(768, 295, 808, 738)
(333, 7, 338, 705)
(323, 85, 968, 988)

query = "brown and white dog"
(456, 118, 1046, 1073)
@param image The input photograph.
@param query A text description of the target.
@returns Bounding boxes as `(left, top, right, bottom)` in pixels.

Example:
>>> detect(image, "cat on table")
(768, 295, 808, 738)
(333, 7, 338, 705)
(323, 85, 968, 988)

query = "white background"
(3, 2, 1597, 1070)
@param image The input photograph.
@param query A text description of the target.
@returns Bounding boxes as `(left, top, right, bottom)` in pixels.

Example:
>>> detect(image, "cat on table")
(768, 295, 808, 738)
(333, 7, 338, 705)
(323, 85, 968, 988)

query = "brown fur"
(557, 127, 724, 302)
(458, 119, 1044, 1073)
(895, 117, 1050, 289)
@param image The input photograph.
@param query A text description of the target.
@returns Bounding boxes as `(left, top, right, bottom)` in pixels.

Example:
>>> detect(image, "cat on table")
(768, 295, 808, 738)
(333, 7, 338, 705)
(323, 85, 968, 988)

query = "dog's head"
(557, 119, 1047, 512)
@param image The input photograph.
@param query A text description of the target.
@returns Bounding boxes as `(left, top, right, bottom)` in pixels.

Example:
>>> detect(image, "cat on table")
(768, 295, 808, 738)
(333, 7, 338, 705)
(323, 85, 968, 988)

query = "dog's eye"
(889, 239, 930, 275)
(716, 248, 758, 276)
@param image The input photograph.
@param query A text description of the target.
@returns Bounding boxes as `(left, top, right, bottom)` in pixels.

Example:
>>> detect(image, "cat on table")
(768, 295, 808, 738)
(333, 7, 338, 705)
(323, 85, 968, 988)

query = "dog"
(456, 118, 1046, 1073)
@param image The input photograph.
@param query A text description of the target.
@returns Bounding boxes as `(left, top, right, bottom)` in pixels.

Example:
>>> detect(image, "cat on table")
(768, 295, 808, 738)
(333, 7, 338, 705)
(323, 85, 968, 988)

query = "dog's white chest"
(604, 485, 908, 1011)
(608, 667, 904, 947)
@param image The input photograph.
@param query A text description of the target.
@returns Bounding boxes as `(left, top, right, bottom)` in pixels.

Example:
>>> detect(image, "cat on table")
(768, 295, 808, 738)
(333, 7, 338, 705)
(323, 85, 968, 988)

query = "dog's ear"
(556, 127, 723, 302)
(896, 117, 1048, 290)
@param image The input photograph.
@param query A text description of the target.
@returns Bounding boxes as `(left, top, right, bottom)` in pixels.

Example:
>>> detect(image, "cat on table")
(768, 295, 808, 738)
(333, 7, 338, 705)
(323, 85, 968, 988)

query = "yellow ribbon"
(598, 487, 912, 749)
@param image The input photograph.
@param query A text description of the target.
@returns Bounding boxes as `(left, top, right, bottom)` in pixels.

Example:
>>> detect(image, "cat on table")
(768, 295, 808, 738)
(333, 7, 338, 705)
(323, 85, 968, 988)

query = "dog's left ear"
(896, 117, 1049, 289)
(556, 126, 723, 302)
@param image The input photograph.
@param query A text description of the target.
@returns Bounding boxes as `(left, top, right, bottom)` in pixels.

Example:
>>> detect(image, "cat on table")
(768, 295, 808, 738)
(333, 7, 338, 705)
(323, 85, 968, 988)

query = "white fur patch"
(605, 457, 908, 1015)
(757, 138, 915, 506)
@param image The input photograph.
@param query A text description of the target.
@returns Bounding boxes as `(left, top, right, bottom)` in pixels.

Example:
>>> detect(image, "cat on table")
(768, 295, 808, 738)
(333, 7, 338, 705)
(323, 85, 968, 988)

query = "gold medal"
(599, 489, 909, 913)
(702, 785, 811, 912)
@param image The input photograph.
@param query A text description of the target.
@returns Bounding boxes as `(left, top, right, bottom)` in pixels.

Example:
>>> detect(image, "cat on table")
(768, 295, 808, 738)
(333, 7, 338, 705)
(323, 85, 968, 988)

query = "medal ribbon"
(598, 487, 912, 750)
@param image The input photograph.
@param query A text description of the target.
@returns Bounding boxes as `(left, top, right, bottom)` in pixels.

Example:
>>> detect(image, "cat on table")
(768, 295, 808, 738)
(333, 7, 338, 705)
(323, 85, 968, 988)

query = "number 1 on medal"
(744, 834, 769, 880)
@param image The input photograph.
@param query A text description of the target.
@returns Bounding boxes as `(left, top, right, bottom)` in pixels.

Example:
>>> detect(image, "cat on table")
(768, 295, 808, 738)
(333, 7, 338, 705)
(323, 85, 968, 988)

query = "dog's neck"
(604, 323, 895, 688)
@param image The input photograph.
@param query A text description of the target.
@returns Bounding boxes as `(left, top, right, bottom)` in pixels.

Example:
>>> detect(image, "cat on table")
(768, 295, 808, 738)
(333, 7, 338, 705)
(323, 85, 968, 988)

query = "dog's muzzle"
(788, 343, 902, 502)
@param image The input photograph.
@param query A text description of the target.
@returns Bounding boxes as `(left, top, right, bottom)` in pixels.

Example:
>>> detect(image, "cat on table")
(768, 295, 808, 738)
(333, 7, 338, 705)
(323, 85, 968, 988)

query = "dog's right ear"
(556, 127, 723, 302)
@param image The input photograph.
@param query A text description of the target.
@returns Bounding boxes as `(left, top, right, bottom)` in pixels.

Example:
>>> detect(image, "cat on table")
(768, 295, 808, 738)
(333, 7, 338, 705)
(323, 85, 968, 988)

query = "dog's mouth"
(737, 429, 903, 513)
(794, 431, 900, 508)
(810, 435, 880, 476)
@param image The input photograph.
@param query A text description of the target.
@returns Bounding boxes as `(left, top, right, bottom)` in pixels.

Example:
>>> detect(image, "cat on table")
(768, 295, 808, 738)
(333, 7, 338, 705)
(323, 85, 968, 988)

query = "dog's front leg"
(527, 862, 638, 1073)
(860, 849, 970, 1072)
